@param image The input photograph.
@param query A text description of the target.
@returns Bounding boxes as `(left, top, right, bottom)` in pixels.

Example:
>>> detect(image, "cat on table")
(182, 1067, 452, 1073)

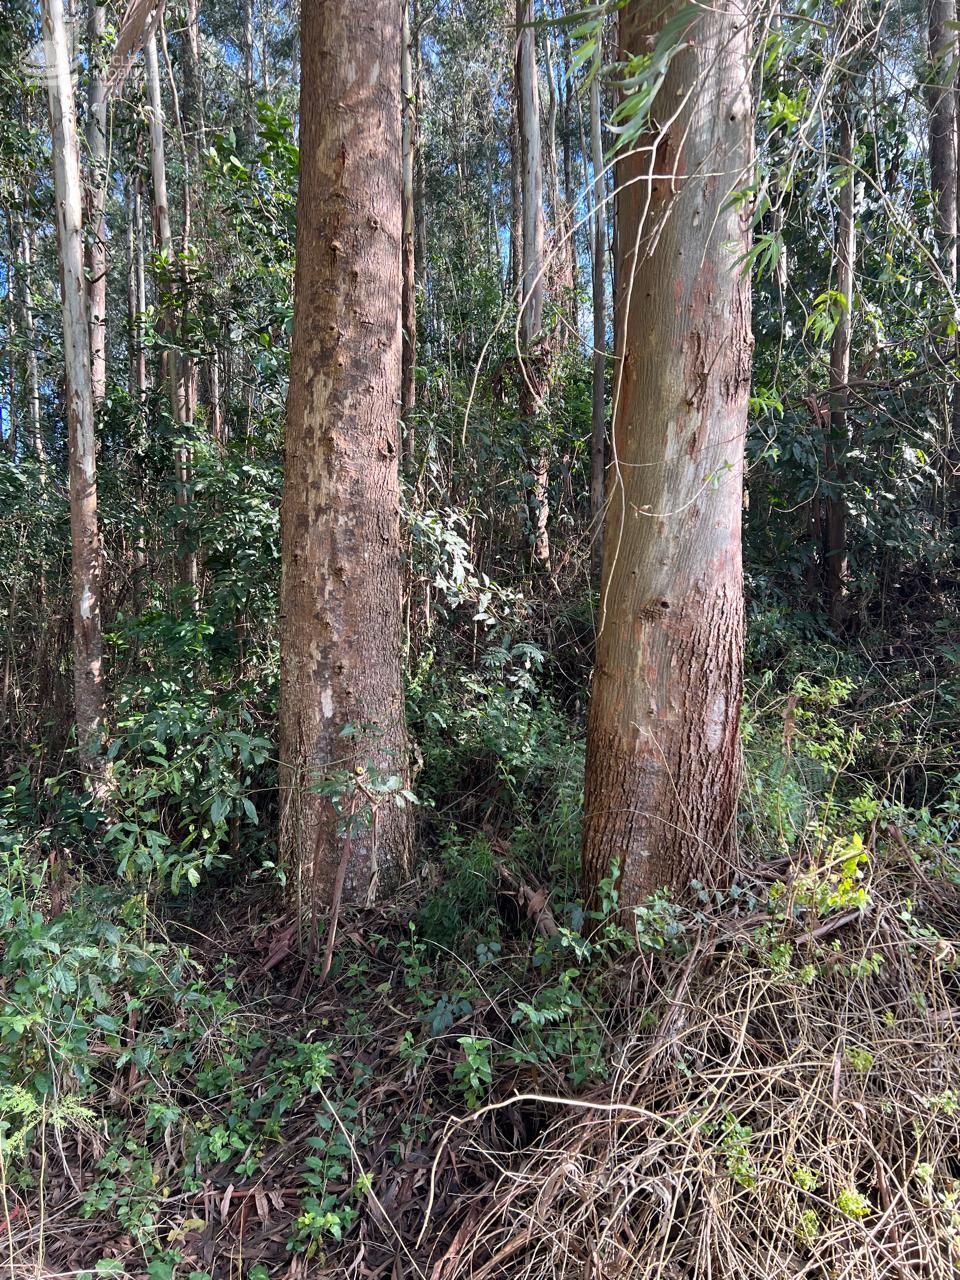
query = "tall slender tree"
(516, 0, 551, 571)
(41, 0, 106, 768)
(86, 0, 108, 408)
(279, 0, 410, 910)
(588, 66, 607, 576)
(582, 0, 752, 909)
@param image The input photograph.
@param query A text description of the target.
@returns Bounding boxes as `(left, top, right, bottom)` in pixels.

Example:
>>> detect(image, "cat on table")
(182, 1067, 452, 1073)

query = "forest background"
(0, 0, 959, 1276)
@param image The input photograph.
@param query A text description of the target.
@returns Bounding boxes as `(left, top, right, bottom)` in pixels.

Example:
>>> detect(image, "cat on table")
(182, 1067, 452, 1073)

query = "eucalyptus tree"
(40, 0, 106, 769)
(279, 0, 411, 910)
(582, 0, 753, 907)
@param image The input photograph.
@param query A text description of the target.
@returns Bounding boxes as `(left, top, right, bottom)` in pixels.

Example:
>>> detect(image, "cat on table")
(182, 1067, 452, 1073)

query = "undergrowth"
(0, 639, 958, 1278)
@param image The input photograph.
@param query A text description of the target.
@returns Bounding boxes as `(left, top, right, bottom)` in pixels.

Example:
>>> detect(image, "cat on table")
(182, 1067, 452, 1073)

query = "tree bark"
(581, 0, 752, 910)
(400, 0, 417, 473)
(825, 107, 856, 627)
(279, 0, 411, 910)
(86, 0, 108, 409)
(126, 176, 148, 397)
(929, 0, 957, 276)
(41, 0, 106, 767)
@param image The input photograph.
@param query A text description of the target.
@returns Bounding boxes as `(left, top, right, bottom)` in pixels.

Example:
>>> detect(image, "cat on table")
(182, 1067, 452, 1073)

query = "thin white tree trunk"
(86, 0, 108, 407)
(516, 0, 551, 571)
(41, 0, 106, 767)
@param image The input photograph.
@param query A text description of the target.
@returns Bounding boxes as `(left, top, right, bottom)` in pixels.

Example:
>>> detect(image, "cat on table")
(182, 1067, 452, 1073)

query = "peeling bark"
(279, 0, 411, 910)
(582, 0, 752, 909)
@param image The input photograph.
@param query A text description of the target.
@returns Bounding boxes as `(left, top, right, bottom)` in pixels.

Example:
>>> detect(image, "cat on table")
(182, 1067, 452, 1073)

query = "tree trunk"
(145, 30, 196, 596)
(581, 0, 752, 910)
(543, 30, 572, 315)
(126, 176, 147, 397)
(242, 0, 256, 145)
(516, 0, 551, 571)
(589, 70, 608, 577)
(5, 212, 18, 457)
(825, 107, 856, 627)
(86, 0, 108, 408)
(279, 0, 411, 911)
(400, 0, 417, 473)
(20, 223, 47, 465)
(41, 0, 106, 767)
(183, 0, 206, 152)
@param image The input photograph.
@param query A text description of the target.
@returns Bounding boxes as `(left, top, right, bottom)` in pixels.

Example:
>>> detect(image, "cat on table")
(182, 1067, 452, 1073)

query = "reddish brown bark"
(279, 0, 410, 910)
(581, 0, 752, 910)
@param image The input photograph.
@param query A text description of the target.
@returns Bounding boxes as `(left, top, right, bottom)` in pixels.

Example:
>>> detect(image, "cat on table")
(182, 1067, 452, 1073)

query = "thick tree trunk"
(279, 0, 410, 910)
(589, 70, 607, 577)
(582, 0, 752, 910)
(400, 0, 417, 472)
(825, 108, 856, 627)
(86, 0, 108, 409)
(145, 31, 196, 596)
(516, 0, 551, 571)
(41, 0, 106, 767)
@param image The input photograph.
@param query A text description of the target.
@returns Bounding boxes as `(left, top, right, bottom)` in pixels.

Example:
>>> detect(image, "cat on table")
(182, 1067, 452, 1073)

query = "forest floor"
(2, 632, 960, 1279)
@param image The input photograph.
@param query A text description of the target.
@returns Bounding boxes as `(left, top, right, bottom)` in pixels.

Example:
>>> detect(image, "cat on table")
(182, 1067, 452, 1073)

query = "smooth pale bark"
(183, 0, 205, 152)
(825, 108, 856, 626)
(41, 0, 106, 766)
(582, 0, 752, 909)
(400, 0, 417, 471)
(516, 0, 543, 338)
(242, 0, 256, 143)
(20, 224, 46, 465)
(125, 177, 148, 396)
(86, 0, 108, 407)
(145, 31, 196, 594)
(516, 0, 551, 571)
(543, 31, 572, 314)
(279, 0, 410, 909)
(589, 71, 607, 576)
